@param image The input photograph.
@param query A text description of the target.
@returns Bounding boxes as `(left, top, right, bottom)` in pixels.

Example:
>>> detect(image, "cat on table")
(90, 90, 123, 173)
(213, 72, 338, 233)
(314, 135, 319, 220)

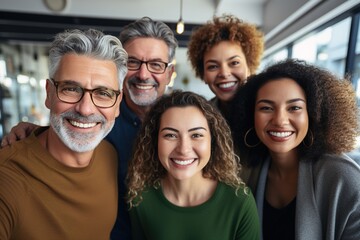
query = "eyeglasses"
(127, 58, 171, 74)
(49, 78, 121, 108)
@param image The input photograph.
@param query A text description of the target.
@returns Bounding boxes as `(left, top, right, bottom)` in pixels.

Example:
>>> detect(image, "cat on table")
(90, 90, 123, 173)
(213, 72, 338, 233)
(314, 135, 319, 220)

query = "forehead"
(257, 78, 306, 100)
(124, 37, 169, 61)
(55, 53, 118, 87)
(205, 41, 245, 59)
(160, 106, 209, 128)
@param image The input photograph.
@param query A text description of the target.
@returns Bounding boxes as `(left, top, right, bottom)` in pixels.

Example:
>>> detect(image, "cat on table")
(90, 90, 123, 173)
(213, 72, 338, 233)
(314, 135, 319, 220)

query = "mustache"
(60, 111, 106, 124)
(127, 75, 159, 87)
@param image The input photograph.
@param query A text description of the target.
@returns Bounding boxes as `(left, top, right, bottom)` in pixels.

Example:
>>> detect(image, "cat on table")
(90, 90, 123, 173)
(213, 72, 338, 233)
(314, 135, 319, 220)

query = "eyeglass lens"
(127, 58, 168, 73)
(55, 82, 119, 108)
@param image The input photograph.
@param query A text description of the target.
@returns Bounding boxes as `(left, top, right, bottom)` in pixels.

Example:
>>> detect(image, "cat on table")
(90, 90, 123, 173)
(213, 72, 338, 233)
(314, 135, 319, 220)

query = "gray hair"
(119, 17, 178, 62)
(49, 29, 128, 89)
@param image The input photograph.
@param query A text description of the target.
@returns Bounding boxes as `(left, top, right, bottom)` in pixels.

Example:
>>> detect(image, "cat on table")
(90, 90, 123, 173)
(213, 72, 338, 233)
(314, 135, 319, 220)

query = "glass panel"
(350, 15, 360, 154)
(352, 16, 360, 106)
(260, 48, 288, 71)
(292, 17, 351, 77)
(0, 43, 50, 139)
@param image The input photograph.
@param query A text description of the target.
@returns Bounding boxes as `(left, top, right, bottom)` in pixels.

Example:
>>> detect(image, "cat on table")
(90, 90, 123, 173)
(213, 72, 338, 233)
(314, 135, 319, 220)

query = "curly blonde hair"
(187, 14, 264, 79)
(127, 91, 245, 208)
(230, 59, 360, 165)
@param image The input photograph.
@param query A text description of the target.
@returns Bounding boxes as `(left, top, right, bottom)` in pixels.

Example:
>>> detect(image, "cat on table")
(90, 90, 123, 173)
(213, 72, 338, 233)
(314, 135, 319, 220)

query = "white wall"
(172, 47, 214, 100)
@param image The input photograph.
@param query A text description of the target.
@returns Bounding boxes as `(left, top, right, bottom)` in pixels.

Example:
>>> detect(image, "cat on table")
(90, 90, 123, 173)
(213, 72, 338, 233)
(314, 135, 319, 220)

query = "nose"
(218, 64, 231, 78)
(176, 136, 192, 154)
(136, 62, 152, 80)
(74, 92, 97, 116)
(272, 109, 289, 126)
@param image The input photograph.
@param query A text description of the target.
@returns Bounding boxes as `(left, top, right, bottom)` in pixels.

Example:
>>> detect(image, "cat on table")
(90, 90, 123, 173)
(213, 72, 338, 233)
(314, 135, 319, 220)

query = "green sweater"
(130, 182, 260, 240)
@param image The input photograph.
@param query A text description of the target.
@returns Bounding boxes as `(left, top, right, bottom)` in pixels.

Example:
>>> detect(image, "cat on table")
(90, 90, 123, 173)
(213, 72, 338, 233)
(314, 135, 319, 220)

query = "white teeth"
(69, 120, 96, 128)
(173, 159, 195, 165)
(269, 131, 292, 137)
(218, 82, 236, 89)
(135, 85, 153, 90)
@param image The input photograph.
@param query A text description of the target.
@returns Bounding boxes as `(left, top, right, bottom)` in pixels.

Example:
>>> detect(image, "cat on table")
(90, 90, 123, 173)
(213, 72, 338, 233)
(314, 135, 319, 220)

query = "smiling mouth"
(172, 159, 196, 166)
(268, 131, 293, 138)
(69, 119, 97, 129)
(217, 81, 236, 89)
(133, 84, 154, 90)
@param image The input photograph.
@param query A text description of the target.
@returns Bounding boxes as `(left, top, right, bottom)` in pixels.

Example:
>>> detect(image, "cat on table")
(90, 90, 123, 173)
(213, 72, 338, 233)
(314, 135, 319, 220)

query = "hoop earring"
(302, 129, 314, 148)
(244, 128, 261, 148)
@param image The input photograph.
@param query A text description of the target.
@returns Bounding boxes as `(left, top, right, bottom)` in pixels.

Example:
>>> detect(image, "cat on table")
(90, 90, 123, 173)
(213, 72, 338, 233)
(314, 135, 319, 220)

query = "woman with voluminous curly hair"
(187, 14, 264, 120)
(230, 59, 360, 240)
(126, 90, 260, 240)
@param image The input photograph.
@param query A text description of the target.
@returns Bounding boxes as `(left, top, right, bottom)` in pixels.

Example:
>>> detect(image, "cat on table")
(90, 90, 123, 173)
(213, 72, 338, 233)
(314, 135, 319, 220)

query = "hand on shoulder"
(1, 122, 40, 148)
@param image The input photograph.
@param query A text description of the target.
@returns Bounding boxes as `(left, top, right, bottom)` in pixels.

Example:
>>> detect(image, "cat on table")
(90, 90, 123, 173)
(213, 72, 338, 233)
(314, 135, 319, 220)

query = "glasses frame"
(48, 78, 121, 108)
(127, 58, 172, 74)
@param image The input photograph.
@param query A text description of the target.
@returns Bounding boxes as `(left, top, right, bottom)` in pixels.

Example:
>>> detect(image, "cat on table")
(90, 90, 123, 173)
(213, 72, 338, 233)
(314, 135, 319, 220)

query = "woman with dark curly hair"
(187, 14, 264, 120)
(126, 90, 260, 239)
(230, 59, 360, 240)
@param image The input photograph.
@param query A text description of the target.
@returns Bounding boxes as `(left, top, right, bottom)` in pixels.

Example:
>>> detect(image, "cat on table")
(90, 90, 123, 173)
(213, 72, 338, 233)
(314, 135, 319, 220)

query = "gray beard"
(50, 112, 114, 153)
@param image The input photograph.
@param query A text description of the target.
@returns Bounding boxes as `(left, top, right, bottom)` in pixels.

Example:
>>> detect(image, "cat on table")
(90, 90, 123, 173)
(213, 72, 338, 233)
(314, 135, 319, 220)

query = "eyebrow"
(59, 80, 116, 90)
(128, 56, 166, 62)
(205, 55, 242, 64)
(256, 98, 306, 105)
(160, 127, 208, 132)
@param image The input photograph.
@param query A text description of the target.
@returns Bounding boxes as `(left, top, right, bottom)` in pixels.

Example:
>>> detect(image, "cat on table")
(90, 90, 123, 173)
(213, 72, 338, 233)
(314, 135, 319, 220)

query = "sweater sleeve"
(331, 155, 360, 240)
(313, 154, 360, 240)
(0, 164, 24, 240)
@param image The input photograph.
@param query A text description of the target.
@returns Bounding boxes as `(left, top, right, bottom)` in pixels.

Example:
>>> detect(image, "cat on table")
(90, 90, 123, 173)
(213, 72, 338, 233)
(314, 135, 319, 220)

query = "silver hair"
(48, 29, 128, 89)
(119, 17, 178, 62)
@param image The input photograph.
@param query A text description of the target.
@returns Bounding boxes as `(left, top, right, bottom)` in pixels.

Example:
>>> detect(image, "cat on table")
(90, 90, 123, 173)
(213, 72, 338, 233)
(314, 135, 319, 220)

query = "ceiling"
(0, 0, 268, 47)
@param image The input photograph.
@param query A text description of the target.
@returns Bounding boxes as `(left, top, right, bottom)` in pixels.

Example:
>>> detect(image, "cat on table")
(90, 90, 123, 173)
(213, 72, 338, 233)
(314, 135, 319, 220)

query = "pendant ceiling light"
(176, 0, 185, 34)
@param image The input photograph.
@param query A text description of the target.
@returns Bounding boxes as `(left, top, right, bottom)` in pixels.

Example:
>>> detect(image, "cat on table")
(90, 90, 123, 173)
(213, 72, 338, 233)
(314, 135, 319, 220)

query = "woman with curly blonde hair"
(127, 90, 260, 239)
(187, 14, 264, 120)
(230, 59, 360, 239)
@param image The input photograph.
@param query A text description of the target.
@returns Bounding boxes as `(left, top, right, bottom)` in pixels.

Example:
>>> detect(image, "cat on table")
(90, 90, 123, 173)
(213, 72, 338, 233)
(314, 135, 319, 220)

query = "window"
(292, 17, 351, 77)
(260, 48, 288, 71)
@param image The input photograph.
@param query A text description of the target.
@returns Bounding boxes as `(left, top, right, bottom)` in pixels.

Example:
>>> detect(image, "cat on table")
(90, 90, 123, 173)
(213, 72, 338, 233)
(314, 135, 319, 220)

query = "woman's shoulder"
(310, 153, 360, 191)
(314, 153, 360, 173)
(218, 182, 255, 203)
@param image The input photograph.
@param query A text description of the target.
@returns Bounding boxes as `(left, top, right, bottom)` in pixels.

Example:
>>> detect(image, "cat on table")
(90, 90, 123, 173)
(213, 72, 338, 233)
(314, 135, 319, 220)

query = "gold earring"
(244, 128, 260, 148)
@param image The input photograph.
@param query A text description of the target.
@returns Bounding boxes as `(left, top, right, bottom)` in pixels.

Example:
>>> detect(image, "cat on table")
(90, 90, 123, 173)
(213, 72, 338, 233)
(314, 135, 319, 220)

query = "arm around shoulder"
(1, 122, 40, 148)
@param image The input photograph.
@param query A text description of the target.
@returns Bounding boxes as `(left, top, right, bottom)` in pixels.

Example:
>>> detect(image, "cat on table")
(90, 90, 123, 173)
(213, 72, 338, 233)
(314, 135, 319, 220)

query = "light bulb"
(176, 20, 184, 34)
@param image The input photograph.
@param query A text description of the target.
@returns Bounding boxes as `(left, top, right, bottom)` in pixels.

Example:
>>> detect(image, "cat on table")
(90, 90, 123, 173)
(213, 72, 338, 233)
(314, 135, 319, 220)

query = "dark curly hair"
(230, 59, 359, 166)
(187, 14, 264, 80)
(127, 90, 245, 207)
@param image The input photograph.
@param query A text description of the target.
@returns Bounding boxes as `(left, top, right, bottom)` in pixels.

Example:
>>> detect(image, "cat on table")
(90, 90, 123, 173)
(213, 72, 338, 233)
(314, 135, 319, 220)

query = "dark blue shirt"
(107, 100, 141, 240)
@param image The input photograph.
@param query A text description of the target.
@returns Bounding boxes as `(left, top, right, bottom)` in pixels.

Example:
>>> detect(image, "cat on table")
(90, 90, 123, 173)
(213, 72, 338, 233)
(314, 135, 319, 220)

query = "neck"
(125, 96, 151, 122)
(269, 150, 299, 178)
(161, 175, 217, 207)
(39, 128, 94, 168)
(266, 150, 299, 208)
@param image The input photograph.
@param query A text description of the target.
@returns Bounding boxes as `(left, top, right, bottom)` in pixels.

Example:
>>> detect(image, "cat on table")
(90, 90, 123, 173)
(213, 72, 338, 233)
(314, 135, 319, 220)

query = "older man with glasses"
(1, 17, 178, 240)
(0, 28, 128, 239)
